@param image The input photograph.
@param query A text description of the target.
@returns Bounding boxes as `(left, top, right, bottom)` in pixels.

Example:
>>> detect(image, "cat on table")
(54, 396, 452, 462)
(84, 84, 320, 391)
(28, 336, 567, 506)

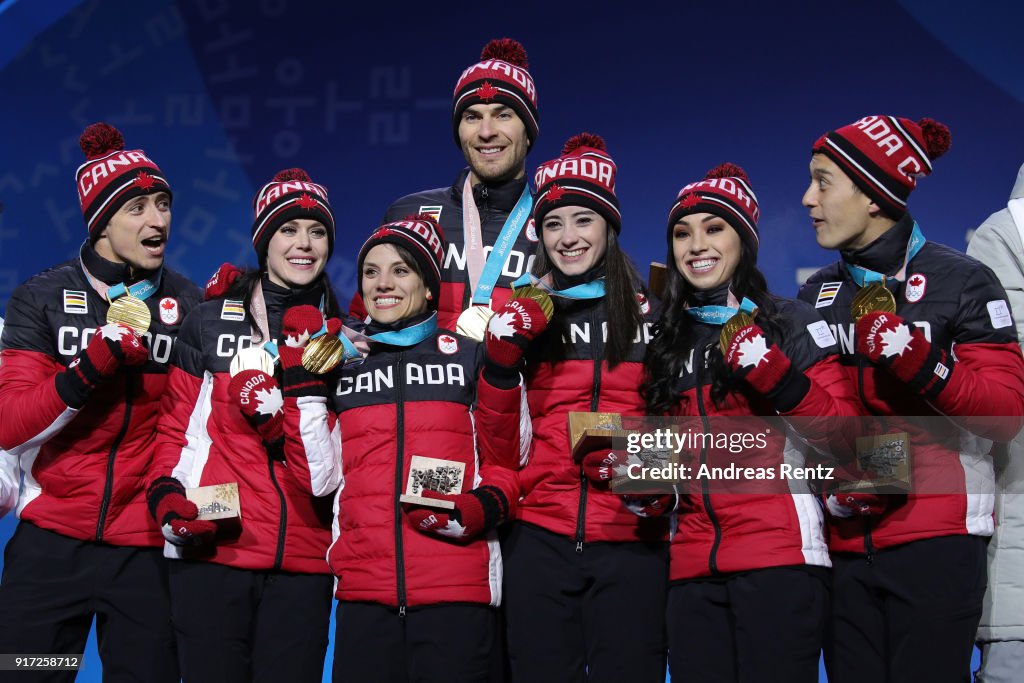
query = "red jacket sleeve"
(475, 371, 530, 470)
(282, 394, 342, 497)
(0, 349, 78, 454)
(152, 310, 209, 488)
(930, 342, 1024, 442)
(782, 355, 863, 461)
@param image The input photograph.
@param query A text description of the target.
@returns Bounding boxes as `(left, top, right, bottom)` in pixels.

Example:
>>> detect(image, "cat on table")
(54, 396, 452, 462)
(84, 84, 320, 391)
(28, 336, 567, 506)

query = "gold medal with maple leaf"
(511, 286, 554, 322)
(106, 295, 151, 334)
(301, 333, 345, 374)
(719, 310, 756, 353)
(456, 305, 494, 342)
(851, 283, 896, 321)
(229, 346, 277, 378)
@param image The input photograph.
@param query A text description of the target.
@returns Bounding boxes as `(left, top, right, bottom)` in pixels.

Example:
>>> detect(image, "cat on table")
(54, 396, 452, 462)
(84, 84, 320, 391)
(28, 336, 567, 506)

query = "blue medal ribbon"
(685, 297, 757, 326)
(105, 270, 164, 303)
(471, 186, 533, 305)
(367, 313, 438, 347)
(844, 222, 926, 287)
(511, 272, 606, 300)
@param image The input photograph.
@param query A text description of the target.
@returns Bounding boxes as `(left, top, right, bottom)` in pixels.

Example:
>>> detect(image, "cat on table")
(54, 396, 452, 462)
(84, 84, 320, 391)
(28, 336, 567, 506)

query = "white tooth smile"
(288, 258, 313, 265)
(561, 248, 585, 258)
(375, 297, 399, 306)
(690, 258, 718, 273)
(478, 147, 503, 155)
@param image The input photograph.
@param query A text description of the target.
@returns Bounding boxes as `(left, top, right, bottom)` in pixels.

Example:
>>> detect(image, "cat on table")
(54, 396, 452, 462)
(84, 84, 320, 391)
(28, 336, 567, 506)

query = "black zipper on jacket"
(694, 344, 722, 575)
(393, 352, 408, 615)
(268, 455, 288, 571)
(855, 357, 875, 563)
(96, 373, 134, 541)
(574, 307, 604, 553)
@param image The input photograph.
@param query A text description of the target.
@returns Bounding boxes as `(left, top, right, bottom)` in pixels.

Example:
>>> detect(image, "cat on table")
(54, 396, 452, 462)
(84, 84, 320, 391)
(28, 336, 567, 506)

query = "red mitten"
(204, 262, 242, 300)
(405, 486, 511, 541)
(724, 323, 809, 412)
(581, 449, 629, 488)
(146, 477, 217, 546)
(229, 370, 284, 443)
(485, 297, 548, 368)
(856, 311, 951, 398)
(280, 305, 338, 398)
(826, 492, 888, 518)
(55, 323, 149, 408)
(620, 493, 678, 518)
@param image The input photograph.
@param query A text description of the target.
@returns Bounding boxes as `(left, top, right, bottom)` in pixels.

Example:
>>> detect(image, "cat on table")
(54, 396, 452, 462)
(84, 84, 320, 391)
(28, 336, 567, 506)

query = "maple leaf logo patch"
(296, 193, 319, 210)
(476, 81, 498, 101)
(134, 172, 156, 190)
(253, 385, 283, 417)
(879, 324, 914, 358)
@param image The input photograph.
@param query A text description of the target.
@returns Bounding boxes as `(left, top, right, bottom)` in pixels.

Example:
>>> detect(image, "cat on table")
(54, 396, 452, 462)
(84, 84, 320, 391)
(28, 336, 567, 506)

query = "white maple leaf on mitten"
(737, 334, 770, 368)
(880, 324, 914, 358)
(487, 310, 517, 340)
(253, 385, 283, 416)
(283, 329, 312, 348)
(100, 323, 131, 342)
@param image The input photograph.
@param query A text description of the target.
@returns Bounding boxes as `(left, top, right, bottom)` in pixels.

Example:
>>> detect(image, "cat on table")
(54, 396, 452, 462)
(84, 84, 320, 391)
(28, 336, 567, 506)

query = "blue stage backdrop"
(1, 1, 1021, 681)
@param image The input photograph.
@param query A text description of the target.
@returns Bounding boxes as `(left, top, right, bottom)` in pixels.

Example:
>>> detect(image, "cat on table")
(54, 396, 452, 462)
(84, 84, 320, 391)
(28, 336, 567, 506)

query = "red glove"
(229, 370, 284, 444)
(54, 322, 149, 408)
(724, 323, 809, 412)
(280, 305, 341, 398)
(485, 297, 548, 368)
(405, 486, 511, 541)
(826, 492, 888, 518)
(620, 493, 678, 518)
(856, 311, 952, 398)
(581, 449, 629, 488)
(146, 477, 217, 546)
(204, 262, 242, 300)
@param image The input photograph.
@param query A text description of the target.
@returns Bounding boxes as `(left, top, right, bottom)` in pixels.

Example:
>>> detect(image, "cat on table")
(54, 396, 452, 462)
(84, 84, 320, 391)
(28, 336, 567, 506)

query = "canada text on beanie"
(533, 133, 620, 233)
(251, 168, 336, 263)
(812, 115, 951, 218)
(357, 215, 447, 304)
(668, 162, 760, 257)
(452, 38, 539, 147)
(76, 122, 171, 241)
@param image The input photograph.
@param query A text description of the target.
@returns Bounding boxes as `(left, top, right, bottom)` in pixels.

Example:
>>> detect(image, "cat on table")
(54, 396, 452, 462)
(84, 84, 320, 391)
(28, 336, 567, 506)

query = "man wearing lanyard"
(796, 115, 1024, 682)
(352, 38, 540, 336)
(0, 123, 199, 680)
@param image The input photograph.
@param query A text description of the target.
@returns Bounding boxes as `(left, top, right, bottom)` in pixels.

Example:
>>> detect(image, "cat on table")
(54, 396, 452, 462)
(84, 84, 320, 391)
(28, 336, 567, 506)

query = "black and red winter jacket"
(0, 244, 200, 547)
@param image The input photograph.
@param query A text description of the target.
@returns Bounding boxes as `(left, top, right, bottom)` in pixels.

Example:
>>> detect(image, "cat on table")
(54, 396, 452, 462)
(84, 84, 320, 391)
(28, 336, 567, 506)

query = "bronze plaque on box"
(399, 456, 466, 510)
(648, 262, 667, 300)
(568, 411, 628, 463)
(186, 482, 242, 527)
(838, 432, 912, 493)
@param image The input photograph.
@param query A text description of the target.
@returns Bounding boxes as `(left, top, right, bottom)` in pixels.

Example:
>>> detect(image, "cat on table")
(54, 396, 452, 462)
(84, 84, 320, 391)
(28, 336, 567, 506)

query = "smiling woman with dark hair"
(643, 163, 860, 683)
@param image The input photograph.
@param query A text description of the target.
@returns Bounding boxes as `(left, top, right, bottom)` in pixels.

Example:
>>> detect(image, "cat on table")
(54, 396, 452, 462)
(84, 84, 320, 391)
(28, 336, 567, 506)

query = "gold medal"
(455, 305, 494, 342)
(301, 334, 346, 374)
(719, 310, 756, 353)
(851, 283, 896, 321)
(511, 286, 555, 322)
(229, 346, 276, 378)
(106, 295, 151, 334)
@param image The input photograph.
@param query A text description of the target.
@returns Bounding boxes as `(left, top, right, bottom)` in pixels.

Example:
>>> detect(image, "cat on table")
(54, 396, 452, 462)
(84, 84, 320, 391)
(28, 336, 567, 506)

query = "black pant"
(0, 522, 178, 683)
(168, 560, 333, 683)
(826, 534, 987, 683)
(502, 522, 668, 683)
(667, 566, 829, 683)
(332, 601, 496, 683)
